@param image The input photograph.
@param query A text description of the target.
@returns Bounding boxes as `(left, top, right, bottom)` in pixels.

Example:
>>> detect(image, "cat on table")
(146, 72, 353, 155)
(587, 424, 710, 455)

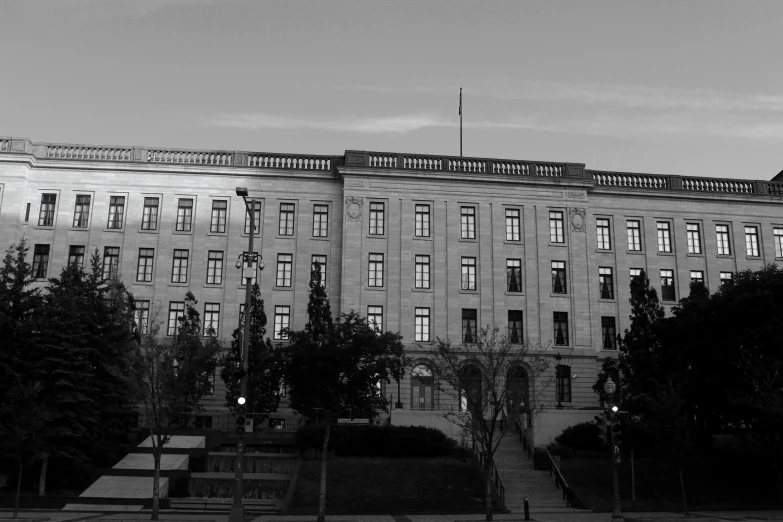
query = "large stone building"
(2, 136, 782, 444)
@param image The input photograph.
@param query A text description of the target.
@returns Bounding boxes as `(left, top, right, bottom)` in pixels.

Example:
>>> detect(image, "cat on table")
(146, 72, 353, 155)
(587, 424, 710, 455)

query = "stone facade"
(3, 137, 783, 445)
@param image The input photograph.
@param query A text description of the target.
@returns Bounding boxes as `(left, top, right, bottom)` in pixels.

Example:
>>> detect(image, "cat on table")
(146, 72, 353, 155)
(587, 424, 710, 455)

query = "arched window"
(459, 365, 482, 419)
(411, 364, 434, 410)
(556, 364, 572, 405)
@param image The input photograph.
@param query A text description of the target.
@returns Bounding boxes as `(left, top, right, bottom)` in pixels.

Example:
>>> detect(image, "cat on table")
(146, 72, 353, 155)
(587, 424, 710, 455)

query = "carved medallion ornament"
(346, 197, 364, 222)
(569, 208, 586, 233)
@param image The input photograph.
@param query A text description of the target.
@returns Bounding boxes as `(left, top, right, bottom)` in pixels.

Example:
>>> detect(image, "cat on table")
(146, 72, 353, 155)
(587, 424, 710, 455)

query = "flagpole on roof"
(459, 87, 463, 157)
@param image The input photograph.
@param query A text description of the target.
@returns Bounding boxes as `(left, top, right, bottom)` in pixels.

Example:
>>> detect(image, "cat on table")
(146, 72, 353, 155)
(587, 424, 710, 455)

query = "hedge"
(295, 424, 459, 458)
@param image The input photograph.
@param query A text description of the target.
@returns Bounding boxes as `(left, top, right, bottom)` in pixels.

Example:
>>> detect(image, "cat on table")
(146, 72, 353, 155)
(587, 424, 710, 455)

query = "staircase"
(493, 432, 568, 511)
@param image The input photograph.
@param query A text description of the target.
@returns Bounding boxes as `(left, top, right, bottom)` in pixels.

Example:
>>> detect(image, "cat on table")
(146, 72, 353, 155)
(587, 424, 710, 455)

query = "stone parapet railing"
(349, 150, 584, 179)
(2, 137, 782, 198)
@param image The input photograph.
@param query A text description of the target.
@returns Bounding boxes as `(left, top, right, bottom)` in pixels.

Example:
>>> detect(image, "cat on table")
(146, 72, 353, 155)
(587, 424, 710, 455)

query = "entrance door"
(506, 366, 529, 429)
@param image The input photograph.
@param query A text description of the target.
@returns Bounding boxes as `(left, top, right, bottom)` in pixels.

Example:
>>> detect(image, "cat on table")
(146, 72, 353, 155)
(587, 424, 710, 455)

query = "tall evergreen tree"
(220, 283, 282, 415)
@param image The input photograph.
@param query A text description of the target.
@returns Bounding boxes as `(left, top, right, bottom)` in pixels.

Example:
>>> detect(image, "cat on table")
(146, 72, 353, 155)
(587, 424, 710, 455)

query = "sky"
(1, 0, 782, 180)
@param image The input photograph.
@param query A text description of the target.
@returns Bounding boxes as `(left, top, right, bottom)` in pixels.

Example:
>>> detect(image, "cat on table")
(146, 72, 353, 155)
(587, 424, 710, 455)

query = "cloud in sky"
(208, 111, 783, 140)
(340, 81, 783, 115)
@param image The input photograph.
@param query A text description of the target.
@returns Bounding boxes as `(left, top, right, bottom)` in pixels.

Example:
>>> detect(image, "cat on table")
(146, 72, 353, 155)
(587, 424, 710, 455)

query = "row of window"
(33, 194, 783, 258)
(30, 244, 328, 287)
(32, 194, 326, 237)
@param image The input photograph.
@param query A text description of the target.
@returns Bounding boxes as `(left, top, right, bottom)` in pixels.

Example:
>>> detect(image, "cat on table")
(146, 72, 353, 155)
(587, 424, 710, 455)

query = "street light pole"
(230, 187, 262, 522)
(604, 377, 623, 522)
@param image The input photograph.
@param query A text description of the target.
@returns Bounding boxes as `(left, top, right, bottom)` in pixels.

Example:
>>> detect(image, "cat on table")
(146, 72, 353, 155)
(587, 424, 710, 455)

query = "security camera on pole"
(603, 377, 623, 522)
(230, 187, 265, 522)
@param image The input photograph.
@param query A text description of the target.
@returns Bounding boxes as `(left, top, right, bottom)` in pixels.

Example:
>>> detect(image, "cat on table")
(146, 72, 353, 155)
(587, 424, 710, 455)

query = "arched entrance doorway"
(506, 365, 529, 429)
(459, 365, 482, 422)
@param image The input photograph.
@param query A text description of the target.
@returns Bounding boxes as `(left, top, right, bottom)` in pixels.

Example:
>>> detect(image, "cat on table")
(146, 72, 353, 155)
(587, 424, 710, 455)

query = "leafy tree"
(428, 325, 552, 521)
(220, 283, 282, 416)
(131, 297, 219, 520)
(282, 262, 407, 522)
(170, 292, 220, 422)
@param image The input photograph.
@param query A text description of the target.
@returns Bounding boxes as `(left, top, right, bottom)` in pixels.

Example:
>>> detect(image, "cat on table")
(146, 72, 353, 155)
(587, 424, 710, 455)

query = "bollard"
(524, 497, 530, 520)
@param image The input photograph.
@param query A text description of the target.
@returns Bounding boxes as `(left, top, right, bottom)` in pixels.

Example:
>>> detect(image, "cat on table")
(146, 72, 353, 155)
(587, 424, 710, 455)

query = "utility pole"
(459, 87, 463, 157)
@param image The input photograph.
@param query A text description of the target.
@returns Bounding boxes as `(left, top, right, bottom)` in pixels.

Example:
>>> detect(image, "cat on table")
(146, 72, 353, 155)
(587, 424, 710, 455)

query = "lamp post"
(230, 187, 264, 522)
(603, 377, 622, 522)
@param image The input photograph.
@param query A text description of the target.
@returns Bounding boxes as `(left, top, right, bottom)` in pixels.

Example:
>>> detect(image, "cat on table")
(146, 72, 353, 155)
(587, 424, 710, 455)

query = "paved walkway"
(3, 509, 783, 522)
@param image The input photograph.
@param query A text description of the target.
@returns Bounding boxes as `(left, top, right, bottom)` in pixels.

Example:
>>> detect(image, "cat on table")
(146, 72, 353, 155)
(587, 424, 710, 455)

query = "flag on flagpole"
(459, 87, 462, 116)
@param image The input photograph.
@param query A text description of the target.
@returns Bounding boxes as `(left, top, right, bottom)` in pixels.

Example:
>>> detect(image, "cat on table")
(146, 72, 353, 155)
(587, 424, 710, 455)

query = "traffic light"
(610, 411, 622, 446)
(235, 396, 247, 437)
(594, 412, 608, 445)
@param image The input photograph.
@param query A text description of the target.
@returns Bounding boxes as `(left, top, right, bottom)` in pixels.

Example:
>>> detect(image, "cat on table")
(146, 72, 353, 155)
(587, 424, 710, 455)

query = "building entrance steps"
(490, 431, 568, 511)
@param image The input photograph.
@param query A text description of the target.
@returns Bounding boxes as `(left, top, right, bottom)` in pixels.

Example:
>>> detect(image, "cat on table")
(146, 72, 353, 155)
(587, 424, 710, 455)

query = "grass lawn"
(560, 453, 783, 511)
(287, 456, 490, 514)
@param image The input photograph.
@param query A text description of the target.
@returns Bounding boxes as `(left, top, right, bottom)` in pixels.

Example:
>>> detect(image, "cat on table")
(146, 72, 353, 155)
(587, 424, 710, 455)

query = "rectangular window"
(134, 300, 150, 336)
(461, 257, 476, 290)
(716, 224, 731, 255)
(312, 255, 327, 286)
(690, 270, 704, 284)
(601, 317, 616, 350)
(462, 309, 477, 343)
(556, 365, 572, 403)
(176, 198, 193, 232)
(775, 228, 783, 258)
(661, 269, 675, 301)
(171, 249, 189, 283)
(508, 310, 523, 344)
(32, 244, 50, 279)
(720, 272, 733, 284)
(506, 209, 520, 241)
(137, 248, 154, 282)
(507, 259, 522, 292)
(549, 211, 564, 243)
(415, 204, 430, 237)
(276, 254, 293, 287)
(203, 303, 220, 337)
(599, 267, 614, 299)
(415, 255, 430, 289)
(38, 194, 56, 226)
(102, 247, 120, 280)
(461, 206, 476, 239)
(369, 202, 385, 235)
(626, 220, 641, 251)
(596, 218, 611, 250)
(210, 200, 227, 233)
(686, 223, 702, 254)
(368, 253, 384, 287)
(657, 222, 672, 253)
(73, 195, 90, 228)
(745, 226, 759, 256)
(206, 251, 223, 284)
(141, 197, 159, 230)
(279, 203, 295, 236)
(553, 312, 569, 346)
(368, 306, 383, 332)
(630, 268, 642, 279)
(552, 261, 567, 294)
(313, 204, 328, 237)
(274, 305, 290, 340)
(68, 245, 85, 268)
(167, 302, 185, 336)
(107, 196, 125, 229)
(244, 200, 261, 235)
(415, 307, 430, 342)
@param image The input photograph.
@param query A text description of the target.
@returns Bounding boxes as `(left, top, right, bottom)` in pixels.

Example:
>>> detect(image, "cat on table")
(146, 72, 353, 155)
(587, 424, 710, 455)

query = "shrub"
(295, 424, 458, 458)
(554, 421, 605, 453)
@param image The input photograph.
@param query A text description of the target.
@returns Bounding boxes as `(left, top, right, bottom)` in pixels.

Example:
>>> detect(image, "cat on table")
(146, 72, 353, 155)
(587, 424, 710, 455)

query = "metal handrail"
(542, 450, 579, 508)
(472, 435, 506, 506)
(514, 418, 535, 462)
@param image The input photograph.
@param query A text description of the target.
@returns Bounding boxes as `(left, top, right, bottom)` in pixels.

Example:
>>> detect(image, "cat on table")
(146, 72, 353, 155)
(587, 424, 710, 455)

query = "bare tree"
(131, 302, 217, 520)
(426, 325, 554, 521)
